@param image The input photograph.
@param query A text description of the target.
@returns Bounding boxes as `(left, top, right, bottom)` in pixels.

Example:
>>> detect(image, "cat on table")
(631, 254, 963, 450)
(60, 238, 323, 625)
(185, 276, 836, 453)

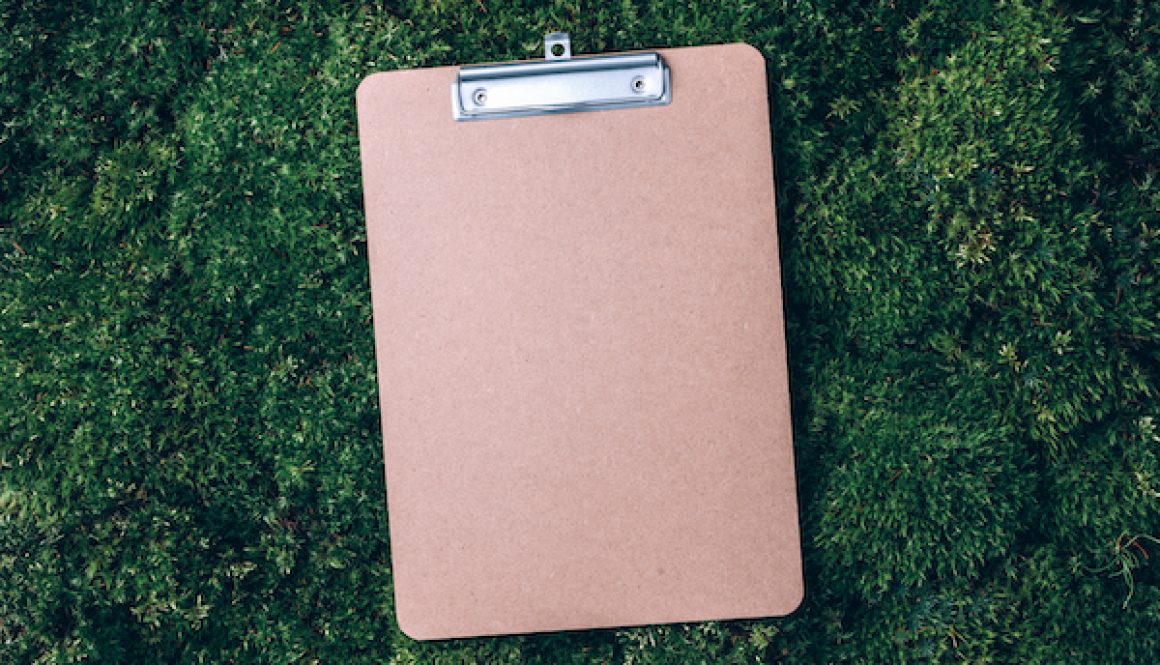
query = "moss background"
(2, 0, 1157, 662)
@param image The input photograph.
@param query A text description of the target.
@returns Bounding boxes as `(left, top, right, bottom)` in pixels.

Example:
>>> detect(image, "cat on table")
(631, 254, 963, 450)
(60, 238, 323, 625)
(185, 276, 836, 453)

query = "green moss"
(2, 0, 1157, 662)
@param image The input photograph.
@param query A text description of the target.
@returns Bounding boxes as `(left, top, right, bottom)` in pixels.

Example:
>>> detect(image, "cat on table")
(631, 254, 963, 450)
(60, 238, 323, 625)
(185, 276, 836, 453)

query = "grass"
(1, 0, 1157, 662)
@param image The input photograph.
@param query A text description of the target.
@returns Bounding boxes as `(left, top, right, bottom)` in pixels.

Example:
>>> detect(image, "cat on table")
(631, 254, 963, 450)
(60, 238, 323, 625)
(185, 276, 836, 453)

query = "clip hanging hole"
(472, 88, 487, 106)
(544, 32, 571, 60)
(631, 76, 646, 93)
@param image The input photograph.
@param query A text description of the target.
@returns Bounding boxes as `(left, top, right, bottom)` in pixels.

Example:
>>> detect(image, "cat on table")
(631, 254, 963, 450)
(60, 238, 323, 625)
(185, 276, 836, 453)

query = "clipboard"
(356, 34, 803, 640)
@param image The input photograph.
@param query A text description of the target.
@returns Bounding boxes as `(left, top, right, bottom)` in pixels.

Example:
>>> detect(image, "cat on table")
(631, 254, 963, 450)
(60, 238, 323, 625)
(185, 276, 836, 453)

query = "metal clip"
(452, 33, 671, 121)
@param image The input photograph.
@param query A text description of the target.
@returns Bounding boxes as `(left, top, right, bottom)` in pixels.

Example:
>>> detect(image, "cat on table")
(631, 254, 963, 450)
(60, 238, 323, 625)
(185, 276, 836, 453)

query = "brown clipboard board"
(356, 35, 803, 640)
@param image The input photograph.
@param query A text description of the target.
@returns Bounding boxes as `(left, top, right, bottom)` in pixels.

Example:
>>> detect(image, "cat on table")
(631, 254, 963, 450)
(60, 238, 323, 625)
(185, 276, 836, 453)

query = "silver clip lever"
(452, 33, 671, 121)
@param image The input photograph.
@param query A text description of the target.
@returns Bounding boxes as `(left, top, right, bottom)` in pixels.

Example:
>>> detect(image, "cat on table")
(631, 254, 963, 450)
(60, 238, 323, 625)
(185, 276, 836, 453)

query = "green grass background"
(2, 0, 1158, 662)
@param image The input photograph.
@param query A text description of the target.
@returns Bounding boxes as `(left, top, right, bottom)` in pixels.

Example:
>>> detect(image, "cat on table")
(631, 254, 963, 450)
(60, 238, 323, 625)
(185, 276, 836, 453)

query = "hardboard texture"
(356, 43, 802, 640)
